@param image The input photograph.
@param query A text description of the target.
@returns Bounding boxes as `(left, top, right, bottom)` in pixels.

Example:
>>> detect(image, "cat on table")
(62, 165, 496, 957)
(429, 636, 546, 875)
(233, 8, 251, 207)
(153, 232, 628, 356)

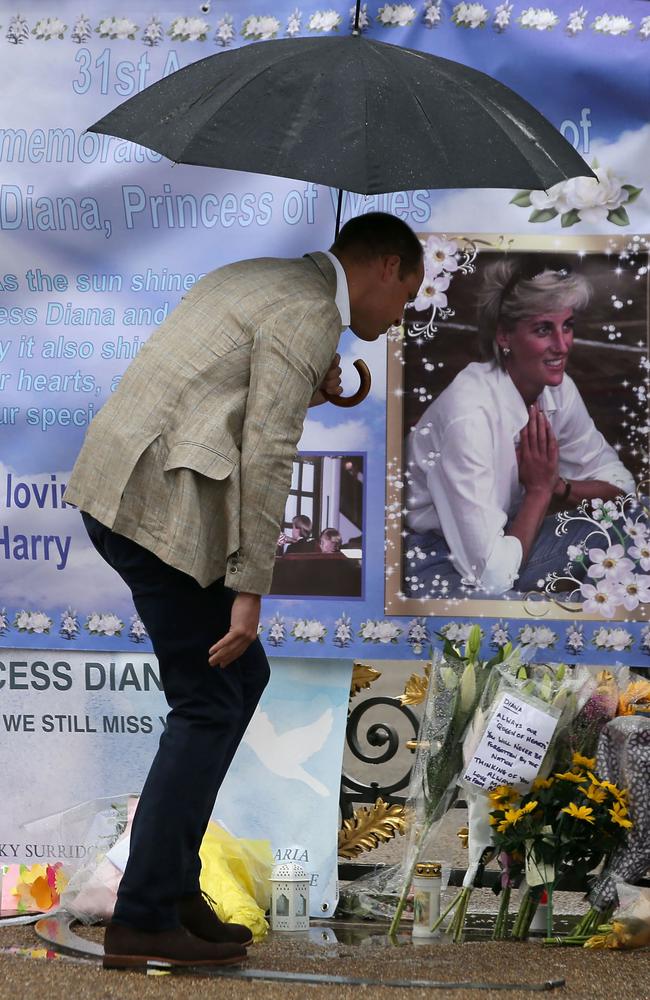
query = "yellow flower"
(600, 780, 628, 804)
(617, 679, 650, 716)
(554, 770, 587, 784)
(489, 785, 519, 806)
(561, 802, 595, 824)
(572, 752, 597, 770)
(520, 800, 539, 815)
(581, 784, 607, 804)
(609, 808, 633, 830)
(497, 807, 524, 834)
(532, 777, 554, 791)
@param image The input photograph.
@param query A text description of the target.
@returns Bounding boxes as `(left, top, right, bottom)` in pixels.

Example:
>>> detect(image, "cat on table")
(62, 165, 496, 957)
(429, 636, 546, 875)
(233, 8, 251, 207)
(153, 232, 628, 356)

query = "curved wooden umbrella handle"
(324, 359, 371, 408)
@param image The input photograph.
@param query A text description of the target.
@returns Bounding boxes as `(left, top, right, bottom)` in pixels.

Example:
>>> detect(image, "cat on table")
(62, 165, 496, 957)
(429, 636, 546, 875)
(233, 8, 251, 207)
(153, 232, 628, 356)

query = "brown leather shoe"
(102, 921, 248, 969)
(178, 892, 254, 947)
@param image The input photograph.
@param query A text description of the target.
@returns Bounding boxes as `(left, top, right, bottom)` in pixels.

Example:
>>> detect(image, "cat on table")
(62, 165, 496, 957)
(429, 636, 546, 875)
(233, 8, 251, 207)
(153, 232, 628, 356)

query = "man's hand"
(310, 353, 342, 406)
(208, 592, 261, 668)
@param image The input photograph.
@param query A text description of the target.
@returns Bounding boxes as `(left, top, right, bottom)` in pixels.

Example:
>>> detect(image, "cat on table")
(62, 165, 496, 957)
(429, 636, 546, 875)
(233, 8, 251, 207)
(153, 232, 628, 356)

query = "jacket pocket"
(163, 441, 236, 480)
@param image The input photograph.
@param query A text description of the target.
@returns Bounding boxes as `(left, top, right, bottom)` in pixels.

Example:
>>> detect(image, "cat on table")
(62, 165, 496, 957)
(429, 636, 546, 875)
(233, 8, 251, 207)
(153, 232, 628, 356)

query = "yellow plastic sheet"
(199, 821, 273, 941)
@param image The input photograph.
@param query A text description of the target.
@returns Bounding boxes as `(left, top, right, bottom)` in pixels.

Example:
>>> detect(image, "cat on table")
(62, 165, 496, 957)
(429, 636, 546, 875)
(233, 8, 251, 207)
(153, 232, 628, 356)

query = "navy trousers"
(82, 513, 270, 931)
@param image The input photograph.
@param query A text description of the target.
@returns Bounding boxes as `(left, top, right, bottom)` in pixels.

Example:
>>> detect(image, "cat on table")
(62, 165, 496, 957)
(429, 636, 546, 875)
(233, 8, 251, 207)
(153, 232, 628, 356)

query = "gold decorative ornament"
(399, 663, 431, 706)
(338, 798, 407, 858)
(406, 739, 431, 753)
(349, 662, 382, 699)
(457, 825, 469, 849)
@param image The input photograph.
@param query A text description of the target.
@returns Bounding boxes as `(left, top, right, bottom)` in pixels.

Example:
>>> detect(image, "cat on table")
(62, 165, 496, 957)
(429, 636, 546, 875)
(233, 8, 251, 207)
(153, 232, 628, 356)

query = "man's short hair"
(331, 212, 423, 278)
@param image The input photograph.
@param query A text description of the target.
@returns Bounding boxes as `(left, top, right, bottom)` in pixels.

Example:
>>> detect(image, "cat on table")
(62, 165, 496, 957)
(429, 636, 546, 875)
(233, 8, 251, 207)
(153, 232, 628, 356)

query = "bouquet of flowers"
(572, 713, 650, 938)
(433, 659, 594, 942)
(387, 627, 517, 937)
(488, 753, 632, 939)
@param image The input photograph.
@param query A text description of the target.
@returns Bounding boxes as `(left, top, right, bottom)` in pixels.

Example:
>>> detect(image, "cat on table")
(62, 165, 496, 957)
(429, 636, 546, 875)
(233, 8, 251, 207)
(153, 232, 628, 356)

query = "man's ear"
(380, 254, 402, 282)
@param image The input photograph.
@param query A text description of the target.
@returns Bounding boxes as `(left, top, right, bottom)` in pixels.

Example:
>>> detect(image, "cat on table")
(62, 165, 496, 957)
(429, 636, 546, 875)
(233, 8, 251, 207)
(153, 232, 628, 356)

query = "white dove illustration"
(243, 707, 334, 796)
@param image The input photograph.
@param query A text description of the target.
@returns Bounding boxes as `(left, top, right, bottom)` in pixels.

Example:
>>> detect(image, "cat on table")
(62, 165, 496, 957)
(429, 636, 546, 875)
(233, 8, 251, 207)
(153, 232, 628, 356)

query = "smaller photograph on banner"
(386, 233, 649, 621)
(269, 452, 364, 599)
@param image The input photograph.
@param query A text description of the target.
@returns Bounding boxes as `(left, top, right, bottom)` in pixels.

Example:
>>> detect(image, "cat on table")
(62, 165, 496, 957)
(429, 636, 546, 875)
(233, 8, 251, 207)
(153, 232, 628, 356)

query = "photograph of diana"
(385, 235, 648, 619)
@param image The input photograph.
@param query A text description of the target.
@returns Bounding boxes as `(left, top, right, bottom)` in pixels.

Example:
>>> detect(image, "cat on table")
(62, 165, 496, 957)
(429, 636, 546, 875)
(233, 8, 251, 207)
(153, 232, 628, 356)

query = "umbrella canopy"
(88, 35, 594, 196)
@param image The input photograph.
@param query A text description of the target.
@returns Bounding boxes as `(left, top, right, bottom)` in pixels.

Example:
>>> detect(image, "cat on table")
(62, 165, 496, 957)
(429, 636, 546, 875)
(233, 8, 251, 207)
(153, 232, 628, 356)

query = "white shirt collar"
(495, 365, 558, 433)
(323, 250, 351, 328)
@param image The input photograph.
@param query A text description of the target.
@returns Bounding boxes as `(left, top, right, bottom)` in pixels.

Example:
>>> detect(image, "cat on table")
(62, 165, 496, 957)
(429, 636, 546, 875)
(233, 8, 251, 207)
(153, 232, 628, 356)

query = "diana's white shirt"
(405, 362, 634, 593)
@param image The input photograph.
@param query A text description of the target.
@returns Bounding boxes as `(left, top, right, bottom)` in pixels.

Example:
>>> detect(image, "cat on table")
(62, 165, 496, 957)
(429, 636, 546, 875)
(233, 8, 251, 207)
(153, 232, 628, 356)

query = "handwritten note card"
(462, 692, 559, 793)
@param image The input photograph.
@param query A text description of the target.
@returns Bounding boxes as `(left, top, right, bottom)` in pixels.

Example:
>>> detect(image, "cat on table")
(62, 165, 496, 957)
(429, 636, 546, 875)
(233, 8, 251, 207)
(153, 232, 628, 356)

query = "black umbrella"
(88, 23, 594, 405)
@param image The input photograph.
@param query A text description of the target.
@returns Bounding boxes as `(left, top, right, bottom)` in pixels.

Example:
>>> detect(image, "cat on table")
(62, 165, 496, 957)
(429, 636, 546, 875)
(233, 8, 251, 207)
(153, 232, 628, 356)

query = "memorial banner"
(0, 0, 649, 662)
(0, 650, 351, 916)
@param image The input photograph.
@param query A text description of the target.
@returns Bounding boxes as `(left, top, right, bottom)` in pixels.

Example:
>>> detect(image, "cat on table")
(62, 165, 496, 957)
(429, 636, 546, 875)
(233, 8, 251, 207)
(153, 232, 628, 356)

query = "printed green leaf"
(528, 208, 558, 223)
(560, 209, 581, 228)
(510, 191, 533, 207)
(607, 206, 630, 227)
(622, 185, 643, 204)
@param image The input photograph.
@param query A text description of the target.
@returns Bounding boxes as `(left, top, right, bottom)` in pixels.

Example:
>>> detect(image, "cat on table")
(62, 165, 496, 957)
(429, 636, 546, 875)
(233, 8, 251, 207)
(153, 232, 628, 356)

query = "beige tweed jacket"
(64, 252, 343, 595)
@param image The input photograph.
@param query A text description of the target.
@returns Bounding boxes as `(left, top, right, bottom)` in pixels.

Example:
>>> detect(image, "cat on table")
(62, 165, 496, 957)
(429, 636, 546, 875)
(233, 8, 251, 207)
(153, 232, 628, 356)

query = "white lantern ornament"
(269, 861, 310, 931)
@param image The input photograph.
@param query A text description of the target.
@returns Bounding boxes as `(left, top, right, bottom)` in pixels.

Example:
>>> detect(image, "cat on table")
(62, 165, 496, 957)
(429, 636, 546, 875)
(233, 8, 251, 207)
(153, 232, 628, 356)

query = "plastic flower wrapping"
(338, 640, 650, 944)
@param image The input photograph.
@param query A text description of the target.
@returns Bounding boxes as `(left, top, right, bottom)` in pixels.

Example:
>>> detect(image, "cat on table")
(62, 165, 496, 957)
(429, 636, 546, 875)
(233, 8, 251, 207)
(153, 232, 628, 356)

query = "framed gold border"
(385, 232, 650, 622)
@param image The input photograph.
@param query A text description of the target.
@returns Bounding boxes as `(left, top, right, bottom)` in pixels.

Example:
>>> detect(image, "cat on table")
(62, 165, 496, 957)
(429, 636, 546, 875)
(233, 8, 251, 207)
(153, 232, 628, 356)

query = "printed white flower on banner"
(376, 3, 416, 27)
(349, 2, 370, 30)
(515, 164, 642, 229)
(490, 620, 510, 648)
(168, 17, 210, 41)
(0, 609, 9, 636)
(60, 609, 79, 640)
(215, 15, 236, 46)
(267, 612, 287, 646)
(286, 8, 302, 35)
(241, 15, 281, 39)
(423, 1, 442, 28)
(641, 16, 650, 40)
(142, 16, 165, 46)
(592, 498, 622, 524)
(629, 542, 650, 572)
(586, 544, 634, 580)
(493, 2, 513, 30)
(517, 625, 557, 649)
(359, 619, 402, 643)
(566, 6, 587, 35)
(6, 15, 30, 43)
(593, 626, 633, 651)
(641, 624, 650, 654)
(85, 612, 125, 637)
(71, 14, 93, 43)
(613, 573, 650, 612)
(623, 517, 649, 544)
(452, 3, 488, 29)
(413, 273, 451, 312)
(519, 7, 559, 31)
(407, 617, 430, 654)
(440, 622, 482, 644)
(592, 14, 634, 36)
(423, 235, 459, 277)
(334, 613, 353, 647)
(32, 17, 67, 40)
(308, 9, 342, 31)
(129, 615, 148, 643)
(14, 610, 52, 634)
(565, 623, 584, 654)
(580, 579, 619, 617)
(291, 618, 327, 642)
(97, 17, 139, 40)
